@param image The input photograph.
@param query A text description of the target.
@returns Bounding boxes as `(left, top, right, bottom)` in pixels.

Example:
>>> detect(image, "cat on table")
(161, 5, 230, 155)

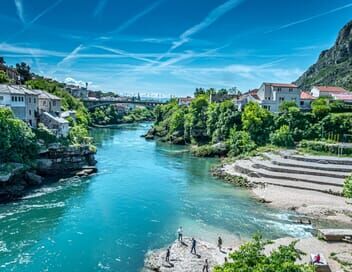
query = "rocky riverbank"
(0, 143, 97, 202)
(143, 236, 352, 272)
(143, 237, 229, 272)
(214, 151, 352, 226)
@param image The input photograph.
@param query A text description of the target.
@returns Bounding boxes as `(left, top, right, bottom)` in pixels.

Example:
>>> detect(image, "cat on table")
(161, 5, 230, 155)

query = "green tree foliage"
(0, 108, 38, 163)
(320, 113, 352, 141)
(16, 62, 32, 83)
(68, 125, 92, 145)
(343, 175, 352, 198)
(0, 70, 10, 83)
(214, 234, 314, 272)
(227, 130, 256, 156)
(270, 125, 295, 147)
(187, 95, 209, 143)
(242, 102, 274, 145)
(311, 97, 331, 120)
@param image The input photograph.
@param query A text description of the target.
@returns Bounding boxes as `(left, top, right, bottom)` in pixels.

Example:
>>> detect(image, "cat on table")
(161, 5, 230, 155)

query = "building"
(41, 112, 69, 137)
(256, 83, 301, 112)
(311, 86, 352, 102)
(235, 83, 301, 112)
(234, 89, 259, 111)
(300, 91, 316, 111)
(178, 97, 193, 106)
(32, 89, 61, 115)
(0, 84, 26, 120)
(11, 85, 39, 128)
(65, 83, 88, 99)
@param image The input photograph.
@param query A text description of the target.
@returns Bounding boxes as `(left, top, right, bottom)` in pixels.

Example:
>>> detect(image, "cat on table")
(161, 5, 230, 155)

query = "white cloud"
(64, 77, 90, 87)
(0, 43, 66, 57)
(14, 0, 25, 23)
(93, 0, 108, 17)
(267, 3, 352, 33)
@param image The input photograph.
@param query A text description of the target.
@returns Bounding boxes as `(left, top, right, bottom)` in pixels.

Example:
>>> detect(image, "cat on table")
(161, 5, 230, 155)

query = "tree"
(16, 62, 32, 82)
(311, 97, 331, 120)
(227, 130, 256, 156)
(187, 95, 209, 143)
(279, 101, 298, 113)
(242, 102, 274, 145)
(0, 108, 38, 163)
(214, 234, 314, 272)
(0, 70, 10, 83)
(270, 125, 295, 147)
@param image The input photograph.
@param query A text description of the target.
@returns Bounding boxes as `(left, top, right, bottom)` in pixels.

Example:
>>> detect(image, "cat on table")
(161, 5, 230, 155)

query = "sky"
(0, 0, 352, 97)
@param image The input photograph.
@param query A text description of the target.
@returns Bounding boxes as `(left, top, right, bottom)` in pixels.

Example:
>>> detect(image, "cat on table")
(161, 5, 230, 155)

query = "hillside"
(295, 20, 352, 91)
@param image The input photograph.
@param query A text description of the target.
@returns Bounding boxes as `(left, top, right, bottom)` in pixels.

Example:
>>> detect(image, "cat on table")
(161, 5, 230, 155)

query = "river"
(0, 123, 311, 271)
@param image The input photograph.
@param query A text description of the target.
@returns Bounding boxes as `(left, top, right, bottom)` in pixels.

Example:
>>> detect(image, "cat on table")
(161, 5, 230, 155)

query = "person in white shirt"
(177, 226, 183, 242)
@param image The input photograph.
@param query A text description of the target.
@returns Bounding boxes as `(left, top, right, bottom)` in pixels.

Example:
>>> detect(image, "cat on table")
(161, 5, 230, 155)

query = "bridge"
(82, 98, 166, 110)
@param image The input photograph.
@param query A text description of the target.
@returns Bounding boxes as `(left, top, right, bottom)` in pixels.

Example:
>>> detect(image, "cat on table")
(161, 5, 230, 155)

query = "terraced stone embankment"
(222, 151, 352, 196)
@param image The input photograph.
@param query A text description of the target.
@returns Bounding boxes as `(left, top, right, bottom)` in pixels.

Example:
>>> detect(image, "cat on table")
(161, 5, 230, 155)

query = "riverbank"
(143, 236, 352, 271)
(215, 151, 352, 226)
(0, 143, 97, 203)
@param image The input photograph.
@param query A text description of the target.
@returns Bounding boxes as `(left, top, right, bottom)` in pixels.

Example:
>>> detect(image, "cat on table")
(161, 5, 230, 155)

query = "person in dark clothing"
(165, 247, 170, 262)
(217, 236, 223, 251)
(190, 238, 197, 254)
(202, 259, 209, 272)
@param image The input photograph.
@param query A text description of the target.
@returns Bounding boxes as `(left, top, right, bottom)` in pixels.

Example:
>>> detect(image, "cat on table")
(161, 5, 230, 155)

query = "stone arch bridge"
(83, 99, 166, 110)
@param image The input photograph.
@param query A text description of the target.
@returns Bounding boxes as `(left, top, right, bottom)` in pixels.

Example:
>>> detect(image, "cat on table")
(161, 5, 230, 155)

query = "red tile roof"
(300, 91, 316, 100)
(264, 83, 298, 88)
(314, 86, 348, 93)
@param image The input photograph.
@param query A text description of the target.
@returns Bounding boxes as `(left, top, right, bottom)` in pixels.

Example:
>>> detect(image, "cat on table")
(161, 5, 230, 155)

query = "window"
(12, 96, 14, 102)
(277, 87, 282, 91)
(300, 101, 304, 106)
(15, 97, 17, 102)
(53, 101, 56, 106)
(29, 97, 31, 103)
(29, 110, 31, 115)
(34, 98, 36, 103)
(289, 88, 293, 92)
(0, 96, 3, 101)
(279, 97, 285, 102)
(263, 105, 271, 111)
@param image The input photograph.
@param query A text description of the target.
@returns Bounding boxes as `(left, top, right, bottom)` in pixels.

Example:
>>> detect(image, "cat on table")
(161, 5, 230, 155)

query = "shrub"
(214, 234, 314, 272)
(191, 142, 228, 157)
(343, 175, 352, 198)
(227, 130, 256, 157)
(33, 123, 58, 145)
(270, 125, 295, 147)
(299, 140, 352, 156)
(68, 125, 92, 145)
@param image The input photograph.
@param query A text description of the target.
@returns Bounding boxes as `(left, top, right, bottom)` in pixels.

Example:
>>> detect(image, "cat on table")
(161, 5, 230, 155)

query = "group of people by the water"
(165, 226, 225, 271)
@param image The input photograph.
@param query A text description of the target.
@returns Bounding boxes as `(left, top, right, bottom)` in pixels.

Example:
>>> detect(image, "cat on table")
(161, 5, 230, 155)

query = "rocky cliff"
(295, 20, 352, 91)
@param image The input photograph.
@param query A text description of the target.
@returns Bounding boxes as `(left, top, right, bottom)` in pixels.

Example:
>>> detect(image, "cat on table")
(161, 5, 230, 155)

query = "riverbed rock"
(36, 144, 97, 176)
(0, 163, 27, 183)
(25, 171, 43, 185)
(143, 237, 227, 272)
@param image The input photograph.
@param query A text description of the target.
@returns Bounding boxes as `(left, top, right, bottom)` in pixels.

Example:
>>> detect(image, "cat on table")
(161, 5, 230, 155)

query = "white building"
(311, 86, 352, 102)
(41, 112, 69, 137)
(0, 84, 26, 120)
(235, 83, 301, 113)
(300, 91, 316, 111)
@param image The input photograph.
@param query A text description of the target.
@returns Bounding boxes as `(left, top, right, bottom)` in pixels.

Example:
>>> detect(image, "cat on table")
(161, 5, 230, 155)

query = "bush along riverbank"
(90, 105, 155, 127)
(0, 106, 96, 203)
(145, 90, 352, 158)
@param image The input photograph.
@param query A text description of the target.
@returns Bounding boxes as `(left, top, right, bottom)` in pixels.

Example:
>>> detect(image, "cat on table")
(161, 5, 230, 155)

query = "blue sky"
(0, 0, 351, 97)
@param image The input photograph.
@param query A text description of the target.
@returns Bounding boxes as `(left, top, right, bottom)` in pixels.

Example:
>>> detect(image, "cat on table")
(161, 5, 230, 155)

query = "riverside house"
(235, 83, 301, 112)
(0, 84, 26, 123)
(311, 86, 352, 102)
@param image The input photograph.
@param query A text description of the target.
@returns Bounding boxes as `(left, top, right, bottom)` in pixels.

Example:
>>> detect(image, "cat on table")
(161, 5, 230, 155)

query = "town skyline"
(1, 0, 352, 95)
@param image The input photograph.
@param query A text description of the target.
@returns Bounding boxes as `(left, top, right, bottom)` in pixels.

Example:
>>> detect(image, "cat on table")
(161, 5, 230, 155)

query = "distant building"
(178, 97, 193, 106)
(41, 112, 69, 137)
(235, 83, 301, 112)
(300, 91, 316, 111)
(65, 84, 88, 99)
(32, 89, 62, 115)
(311, 86, 352, 102)
(209, 93, 237, 103)
(0, 84, 26, 120)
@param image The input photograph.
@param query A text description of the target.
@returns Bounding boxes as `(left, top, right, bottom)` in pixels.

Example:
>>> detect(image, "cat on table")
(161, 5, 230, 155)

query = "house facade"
(41, 112, 69, 137)
(256, 83, 301, 112)
(0, 84, 26, 120)
(32, 89, 62, 115)
(311, 86, 352, 102)
(300, 91, 316, 111)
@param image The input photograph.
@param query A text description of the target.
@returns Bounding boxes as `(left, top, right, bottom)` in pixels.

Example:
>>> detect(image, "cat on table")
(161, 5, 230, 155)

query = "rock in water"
(143, 237, 228, 272)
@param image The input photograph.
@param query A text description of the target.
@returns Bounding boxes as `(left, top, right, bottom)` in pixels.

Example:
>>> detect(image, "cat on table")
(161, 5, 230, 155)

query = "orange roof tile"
(314, 86, 348, 93)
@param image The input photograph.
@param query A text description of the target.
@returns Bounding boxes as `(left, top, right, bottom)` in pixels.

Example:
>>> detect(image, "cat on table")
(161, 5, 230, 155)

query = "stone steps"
(281, 152, 352, 166)
(234, 160, 344, 187)
(263, 153, 352, 173)
(250, 157, 348, 179)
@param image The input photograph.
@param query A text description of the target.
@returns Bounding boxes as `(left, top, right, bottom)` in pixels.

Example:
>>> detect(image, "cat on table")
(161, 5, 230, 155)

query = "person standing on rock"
(190, 238, 197, 254)
(217, 236, 222, 251)
(177, 226, 183, 242)
(165, 246, 171, 262)
(202, 259, 209, 272)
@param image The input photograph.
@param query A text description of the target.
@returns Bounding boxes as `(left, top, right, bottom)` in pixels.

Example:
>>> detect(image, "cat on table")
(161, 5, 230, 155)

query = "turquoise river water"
(0, 123, 311, 271)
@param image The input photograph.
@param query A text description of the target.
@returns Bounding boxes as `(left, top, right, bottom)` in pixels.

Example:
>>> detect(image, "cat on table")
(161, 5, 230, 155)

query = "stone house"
(0, 84, 26, 120)
(300, 91, 316, 111)
(178, 97, 193, 106)
(32, 89, 62, 115)
(311, 86, 352, 102)
(41, 112, 69, 137)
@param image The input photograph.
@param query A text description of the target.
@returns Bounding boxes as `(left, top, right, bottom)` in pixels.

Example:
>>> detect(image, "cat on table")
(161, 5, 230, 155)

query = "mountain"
(295, 20, 352, 91)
